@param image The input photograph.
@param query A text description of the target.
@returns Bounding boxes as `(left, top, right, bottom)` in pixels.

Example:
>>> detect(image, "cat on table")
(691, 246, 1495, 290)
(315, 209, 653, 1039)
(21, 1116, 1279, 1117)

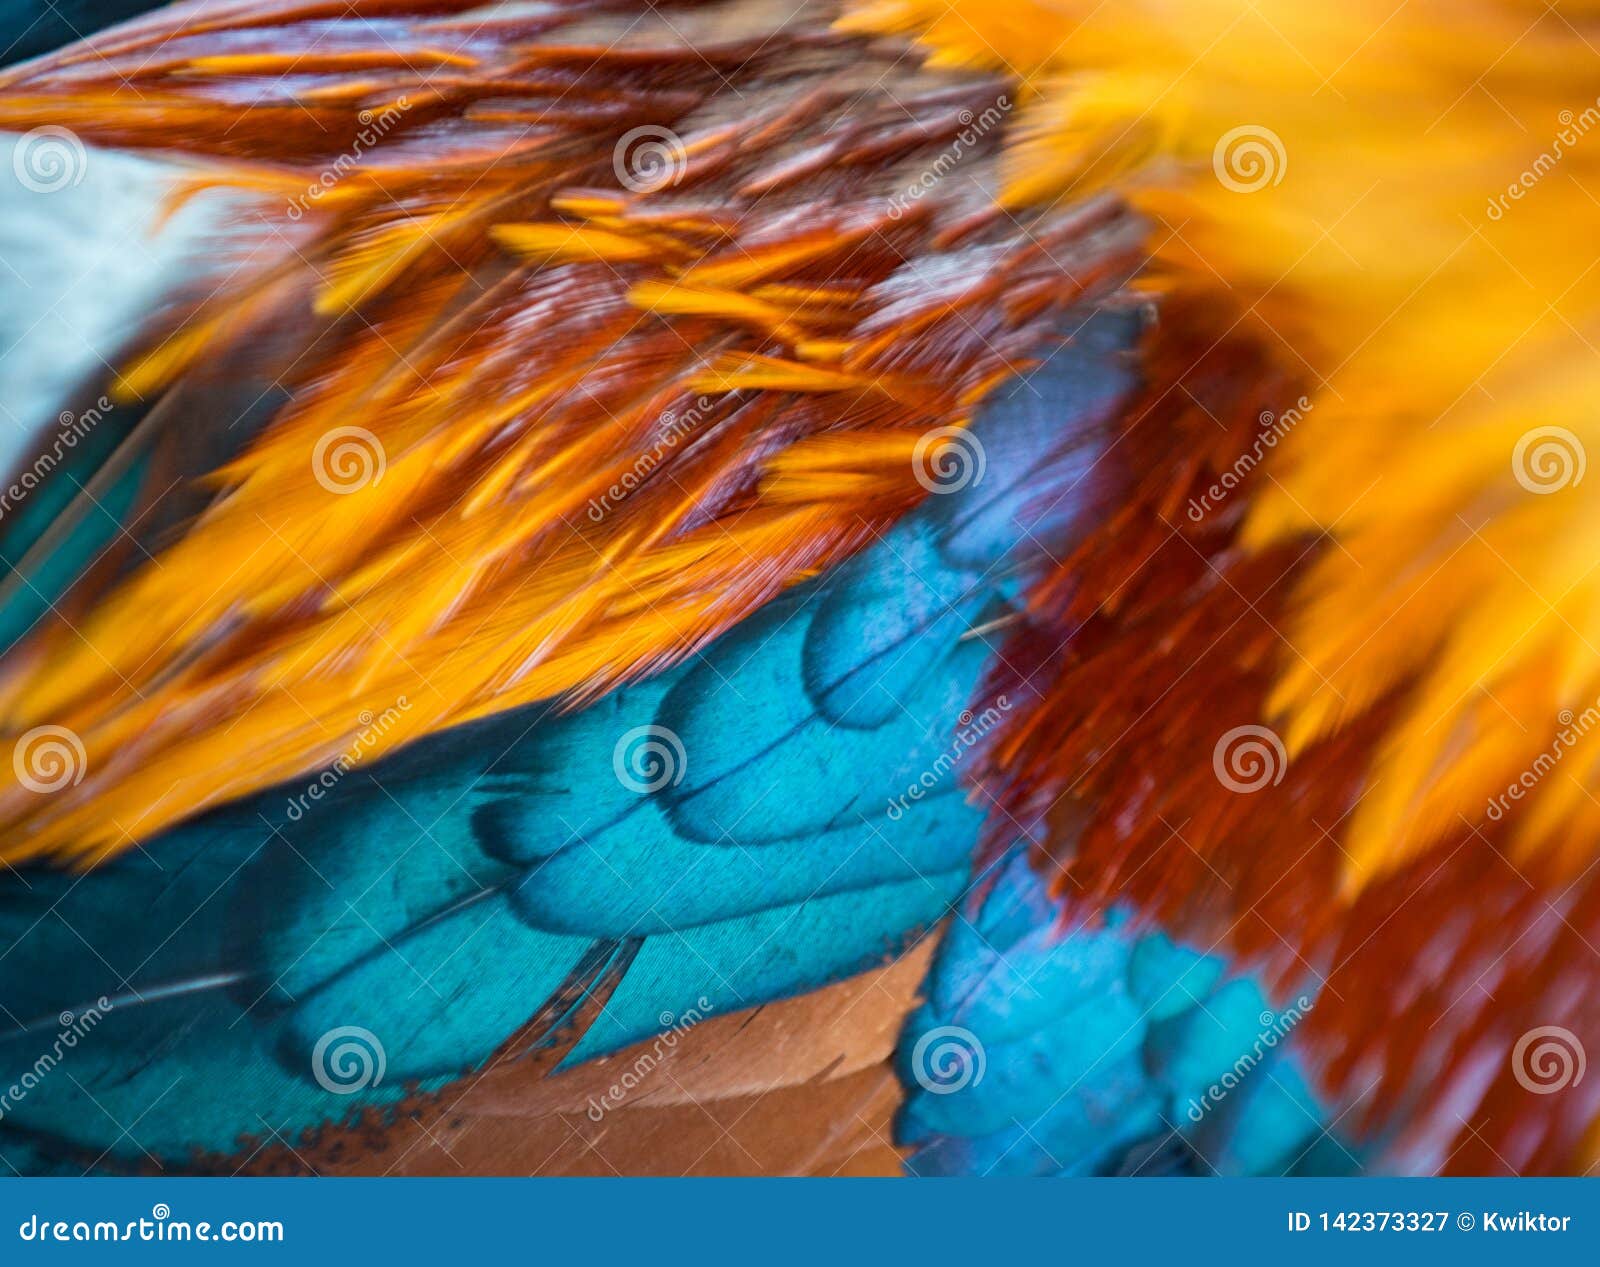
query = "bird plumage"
(0, 0, 1596, 1177)
(0, 0, 1143, 864)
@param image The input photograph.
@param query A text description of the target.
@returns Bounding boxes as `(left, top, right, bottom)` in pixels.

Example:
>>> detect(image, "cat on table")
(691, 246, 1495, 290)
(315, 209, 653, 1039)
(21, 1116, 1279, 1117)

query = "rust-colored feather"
(239, 940, 932, 1177)
(7, 0, 1600, 1178)
(977, 292, 1600, 1174)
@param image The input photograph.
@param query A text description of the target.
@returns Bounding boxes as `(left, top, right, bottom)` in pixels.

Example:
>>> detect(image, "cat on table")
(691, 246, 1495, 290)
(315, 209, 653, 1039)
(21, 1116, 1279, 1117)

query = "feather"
(6, 0, 1597, 1179)
(840, 0, 1600, 887)
(257, 940, 936, 1176)
(898, 847, 1350, 1177)
(0, 0, 1141, 865)
(819, 0, 1600, 1172)
(0, 294, 1137, 1172)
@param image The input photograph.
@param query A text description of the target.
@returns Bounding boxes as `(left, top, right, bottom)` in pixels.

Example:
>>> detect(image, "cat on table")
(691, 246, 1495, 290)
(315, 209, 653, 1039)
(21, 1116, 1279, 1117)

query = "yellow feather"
(840, 0, 1600, 888)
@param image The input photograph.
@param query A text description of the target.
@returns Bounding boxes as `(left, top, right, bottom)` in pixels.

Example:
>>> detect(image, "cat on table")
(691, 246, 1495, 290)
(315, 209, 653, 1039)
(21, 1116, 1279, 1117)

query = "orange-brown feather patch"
(0, 0, 1140, 864)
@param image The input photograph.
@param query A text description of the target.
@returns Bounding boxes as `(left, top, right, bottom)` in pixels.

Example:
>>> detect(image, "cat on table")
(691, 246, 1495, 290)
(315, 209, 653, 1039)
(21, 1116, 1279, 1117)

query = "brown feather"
(227, 939, 933, 1176)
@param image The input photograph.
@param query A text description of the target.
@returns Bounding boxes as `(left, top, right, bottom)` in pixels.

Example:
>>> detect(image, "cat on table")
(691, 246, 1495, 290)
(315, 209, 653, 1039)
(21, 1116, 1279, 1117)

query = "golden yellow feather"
(2, 0, 1598, 898)
(843, 0, 1600, 891)
(0, 0, 1139, 863)
(1, 0, 1599, 1173)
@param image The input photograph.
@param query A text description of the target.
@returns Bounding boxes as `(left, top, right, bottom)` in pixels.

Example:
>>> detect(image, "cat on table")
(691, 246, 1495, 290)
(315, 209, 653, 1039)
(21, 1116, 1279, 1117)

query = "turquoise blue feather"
(0, 311, 1136, 1173)
(894, 846, 1361, 1177)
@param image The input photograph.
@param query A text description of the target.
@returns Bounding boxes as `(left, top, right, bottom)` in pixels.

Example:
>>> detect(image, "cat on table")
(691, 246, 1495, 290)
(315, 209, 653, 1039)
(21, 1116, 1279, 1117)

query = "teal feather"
(894, 847, 1360, 1177)
(0, 309, 1138, 1173)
